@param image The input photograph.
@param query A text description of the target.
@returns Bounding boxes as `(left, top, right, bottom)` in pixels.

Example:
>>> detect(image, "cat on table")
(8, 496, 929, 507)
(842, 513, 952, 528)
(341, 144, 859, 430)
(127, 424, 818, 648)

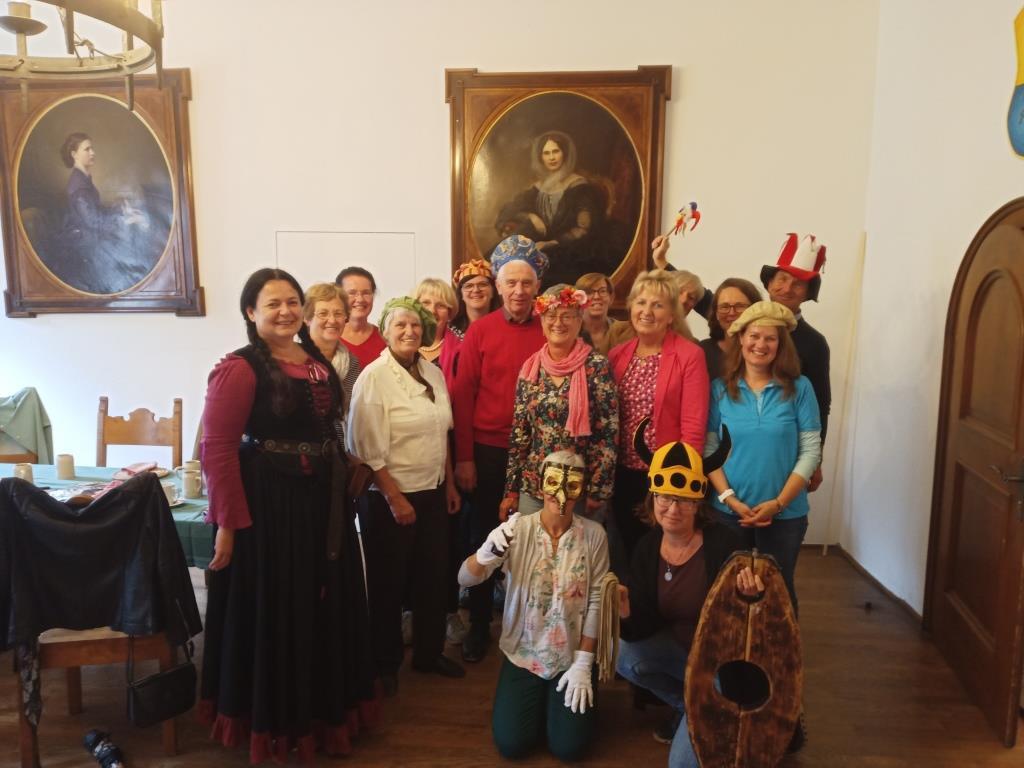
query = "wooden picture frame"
(446, 66, 671, 303)
(0, 69, 204, 316)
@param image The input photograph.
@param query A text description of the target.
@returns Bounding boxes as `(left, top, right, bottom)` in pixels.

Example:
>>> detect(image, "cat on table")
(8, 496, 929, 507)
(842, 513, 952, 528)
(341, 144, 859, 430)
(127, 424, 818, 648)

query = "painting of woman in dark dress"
(469, 92, 642, 288)
(16, 96, 173, 295)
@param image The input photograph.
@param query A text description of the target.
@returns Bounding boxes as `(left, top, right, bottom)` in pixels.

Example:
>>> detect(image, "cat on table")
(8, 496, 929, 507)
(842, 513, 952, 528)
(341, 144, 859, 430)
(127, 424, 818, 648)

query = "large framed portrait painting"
(446, 67, 670, 300)
(0, 70, 204, 316)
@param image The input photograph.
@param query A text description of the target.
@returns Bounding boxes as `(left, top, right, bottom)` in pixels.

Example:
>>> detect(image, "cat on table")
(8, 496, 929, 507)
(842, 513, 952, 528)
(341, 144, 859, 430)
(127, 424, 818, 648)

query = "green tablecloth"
(0, 464, 213, 569)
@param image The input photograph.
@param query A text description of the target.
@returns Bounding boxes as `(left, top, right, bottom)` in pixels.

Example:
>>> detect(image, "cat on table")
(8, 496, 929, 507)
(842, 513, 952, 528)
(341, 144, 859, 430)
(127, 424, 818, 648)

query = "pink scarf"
(519, 338, 593, 437)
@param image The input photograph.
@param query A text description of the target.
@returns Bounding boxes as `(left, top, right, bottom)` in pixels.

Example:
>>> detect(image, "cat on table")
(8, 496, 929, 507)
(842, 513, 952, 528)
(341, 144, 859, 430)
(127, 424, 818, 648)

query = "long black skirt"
(199, 450, 378, 763)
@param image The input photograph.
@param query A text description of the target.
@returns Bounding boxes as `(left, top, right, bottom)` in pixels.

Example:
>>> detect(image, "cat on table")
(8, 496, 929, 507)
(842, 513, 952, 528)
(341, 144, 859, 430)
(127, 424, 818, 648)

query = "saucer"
(168, 498, 186, 508)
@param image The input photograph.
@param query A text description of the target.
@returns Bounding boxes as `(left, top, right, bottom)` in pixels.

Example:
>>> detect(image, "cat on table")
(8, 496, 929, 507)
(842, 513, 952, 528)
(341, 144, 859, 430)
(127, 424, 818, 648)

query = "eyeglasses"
(345, 290, 373, 299)
(462, 280, 491, 294)
(586, 287, 610, 297)
(314, 310, 347, 321)
(543, 311, 581, 324)
(652, 493, 698, 509)
(717, 303, 750, 314)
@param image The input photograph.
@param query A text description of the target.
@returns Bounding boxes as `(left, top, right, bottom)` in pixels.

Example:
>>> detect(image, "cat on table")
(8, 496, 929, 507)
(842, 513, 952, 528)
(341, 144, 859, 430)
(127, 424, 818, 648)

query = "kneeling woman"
(459, 451, 609, 762)
(618, 423, 761, 768)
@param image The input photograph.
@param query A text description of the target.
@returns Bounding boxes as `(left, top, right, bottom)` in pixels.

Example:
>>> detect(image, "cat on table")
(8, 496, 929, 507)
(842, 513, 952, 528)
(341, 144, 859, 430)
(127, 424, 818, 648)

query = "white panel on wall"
(275, 230, 418, 322)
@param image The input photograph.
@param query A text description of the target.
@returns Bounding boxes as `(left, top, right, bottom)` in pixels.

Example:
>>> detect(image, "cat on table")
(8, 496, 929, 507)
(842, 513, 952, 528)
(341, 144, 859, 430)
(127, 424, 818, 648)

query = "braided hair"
(239, 268, 344, 422)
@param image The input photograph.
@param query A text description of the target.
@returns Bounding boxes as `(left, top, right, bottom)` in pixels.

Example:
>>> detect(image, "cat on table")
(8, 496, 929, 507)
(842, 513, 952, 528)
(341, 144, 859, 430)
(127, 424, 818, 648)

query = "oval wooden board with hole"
(685, 550, 802, 767)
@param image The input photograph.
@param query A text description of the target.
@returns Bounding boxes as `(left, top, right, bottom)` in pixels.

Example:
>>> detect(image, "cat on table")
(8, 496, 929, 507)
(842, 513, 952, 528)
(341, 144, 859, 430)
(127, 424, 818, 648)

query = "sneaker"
(401, 610, 413, 646)
(653, 711, 682, 744)
(446, 612, 469, 645)
(411, 655, 466, 679)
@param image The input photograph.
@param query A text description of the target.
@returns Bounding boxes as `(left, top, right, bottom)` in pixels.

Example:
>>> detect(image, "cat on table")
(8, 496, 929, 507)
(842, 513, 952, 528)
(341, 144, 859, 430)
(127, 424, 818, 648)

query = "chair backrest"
(97, 396, 183, 468)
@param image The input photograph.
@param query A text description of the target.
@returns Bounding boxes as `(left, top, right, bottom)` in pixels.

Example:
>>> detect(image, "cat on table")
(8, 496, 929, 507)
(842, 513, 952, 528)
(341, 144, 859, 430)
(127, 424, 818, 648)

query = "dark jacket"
(791, 316, 831, 443)
(0, 473, 202, 650)
(620, 520, 740, 643)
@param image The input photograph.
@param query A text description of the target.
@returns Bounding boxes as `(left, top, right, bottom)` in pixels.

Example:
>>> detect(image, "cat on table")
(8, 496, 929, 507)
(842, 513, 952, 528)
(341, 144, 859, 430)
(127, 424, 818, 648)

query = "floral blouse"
(492, 514, 609, 679)
(619, 353, 661, 470)
(504, 351, 619, 501)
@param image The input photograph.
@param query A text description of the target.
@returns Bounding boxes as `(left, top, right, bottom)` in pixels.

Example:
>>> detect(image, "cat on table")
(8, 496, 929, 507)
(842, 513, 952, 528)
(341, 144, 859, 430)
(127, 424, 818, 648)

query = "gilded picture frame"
(0, 69, 204, 316)
(446, 66, 670, 303)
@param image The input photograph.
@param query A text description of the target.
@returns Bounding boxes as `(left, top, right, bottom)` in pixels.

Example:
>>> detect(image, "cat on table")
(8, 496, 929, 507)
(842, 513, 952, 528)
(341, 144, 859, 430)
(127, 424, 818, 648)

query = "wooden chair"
(17, 629, 180, 767)
(12, 397, 187, 765)
(96, 396, 183, 469)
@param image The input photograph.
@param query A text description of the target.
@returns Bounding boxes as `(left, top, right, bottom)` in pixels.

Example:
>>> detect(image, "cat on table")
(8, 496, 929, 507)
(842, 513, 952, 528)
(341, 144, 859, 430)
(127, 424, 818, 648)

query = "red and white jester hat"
(759, 233, 827, 302)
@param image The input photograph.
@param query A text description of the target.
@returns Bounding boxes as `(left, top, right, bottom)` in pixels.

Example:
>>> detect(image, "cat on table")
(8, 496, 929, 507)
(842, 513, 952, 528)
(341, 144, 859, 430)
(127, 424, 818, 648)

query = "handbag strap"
(125, 598, 194, 684)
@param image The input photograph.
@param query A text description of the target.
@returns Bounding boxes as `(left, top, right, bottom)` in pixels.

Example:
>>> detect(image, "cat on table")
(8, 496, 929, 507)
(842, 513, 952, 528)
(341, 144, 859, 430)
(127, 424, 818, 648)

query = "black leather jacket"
(0, 473, 202, 649)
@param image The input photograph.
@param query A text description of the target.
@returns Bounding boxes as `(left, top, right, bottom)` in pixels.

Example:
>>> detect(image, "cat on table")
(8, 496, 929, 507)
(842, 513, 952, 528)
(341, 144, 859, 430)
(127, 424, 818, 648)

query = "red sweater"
(452, 309, 545, 461)
(342, 327, 386, 371)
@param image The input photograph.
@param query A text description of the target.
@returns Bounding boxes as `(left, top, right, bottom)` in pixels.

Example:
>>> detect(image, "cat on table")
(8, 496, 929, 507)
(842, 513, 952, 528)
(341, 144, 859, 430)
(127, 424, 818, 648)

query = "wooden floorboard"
(1, 551, 1022, 766)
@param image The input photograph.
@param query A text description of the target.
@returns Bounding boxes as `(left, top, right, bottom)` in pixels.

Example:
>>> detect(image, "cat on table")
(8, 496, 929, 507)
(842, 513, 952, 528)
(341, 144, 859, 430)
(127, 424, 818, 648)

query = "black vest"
(234, 345, 340, 449)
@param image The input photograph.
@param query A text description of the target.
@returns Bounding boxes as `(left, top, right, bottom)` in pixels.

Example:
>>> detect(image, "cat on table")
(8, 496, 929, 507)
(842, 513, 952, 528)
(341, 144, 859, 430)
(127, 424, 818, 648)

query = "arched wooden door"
(925, 198, 1024, 746)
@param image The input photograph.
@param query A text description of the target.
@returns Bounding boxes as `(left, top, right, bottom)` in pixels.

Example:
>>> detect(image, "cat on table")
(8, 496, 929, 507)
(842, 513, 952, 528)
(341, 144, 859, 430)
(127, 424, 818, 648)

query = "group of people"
(195, 227, 831, 765)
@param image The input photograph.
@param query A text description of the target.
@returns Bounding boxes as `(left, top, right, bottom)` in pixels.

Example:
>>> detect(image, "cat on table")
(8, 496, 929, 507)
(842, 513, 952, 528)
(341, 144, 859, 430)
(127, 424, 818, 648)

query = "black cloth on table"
(0, 472, 202, 651)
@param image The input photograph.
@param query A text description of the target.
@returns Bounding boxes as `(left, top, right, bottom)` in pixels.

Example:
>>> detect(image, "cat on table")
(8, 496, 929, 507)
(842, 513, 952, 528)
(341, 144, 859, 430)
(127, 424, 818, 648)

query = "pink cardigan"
(608, 331, 709, 453)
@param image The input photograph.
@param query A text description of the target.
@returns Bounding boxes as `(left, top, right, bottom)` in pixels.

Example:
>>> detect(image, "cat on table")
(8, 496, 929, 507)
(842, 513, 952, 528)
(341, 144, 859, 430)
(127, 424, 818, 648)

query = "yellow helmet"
(632, 417, 731, 499)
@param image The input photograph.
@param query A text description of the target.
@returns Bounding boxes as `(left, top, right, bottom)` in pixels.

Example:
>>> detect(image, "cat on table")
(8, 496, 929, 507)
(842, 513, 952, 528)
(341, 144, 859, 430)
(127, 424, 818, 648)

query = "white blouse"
(463, 513, 608, 680)
(347, 349, 452, 493)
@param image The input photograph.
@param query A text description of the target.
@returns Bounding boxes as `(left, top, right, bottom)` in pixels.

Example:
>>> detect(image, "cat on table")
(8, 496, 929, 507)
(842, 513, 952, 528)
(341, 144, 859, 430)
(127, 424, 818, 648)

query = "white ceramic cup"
(161, 481, 179, 506)
(182, 469, 202, 499)
(13, 463, 33, 483)
(56, 453, 75, 480)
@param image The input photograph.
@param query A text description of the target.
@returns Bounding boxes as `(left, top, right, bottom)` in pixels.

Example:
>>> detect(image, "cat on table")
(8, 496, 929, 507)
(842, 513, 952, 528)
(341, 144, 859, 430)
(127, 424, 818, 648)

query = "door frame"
(923, 195, 1024, 745)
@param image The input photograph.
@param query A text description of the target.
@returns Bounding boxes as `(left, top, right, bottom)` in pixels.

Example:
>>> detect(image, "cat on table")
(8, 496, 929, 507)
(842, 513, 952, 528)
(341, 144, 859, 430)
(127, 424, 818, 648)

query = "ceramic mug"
(161, 481, 179, 506)
(13, 463, 33, 483)
(182, 469, 202, 499)
(56, 453, 75, 480)
(175, 459, 201, 477)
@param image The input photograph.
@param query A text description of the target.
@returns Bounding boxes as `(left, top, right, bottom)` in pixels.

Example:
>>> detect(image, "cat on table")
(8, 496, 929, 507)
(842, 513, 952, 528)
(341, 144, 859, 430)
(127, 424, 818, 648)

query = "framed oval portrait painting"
(0, 70, 204, 316)
(447, 67, 670, 303)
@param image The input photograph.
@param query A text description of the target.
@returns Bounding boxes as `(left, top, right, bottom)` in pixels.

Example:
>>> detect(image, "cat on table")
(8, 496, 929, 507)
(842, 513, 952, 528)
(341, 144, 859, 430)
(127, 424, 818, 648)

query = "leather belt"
(242, 436, 328, 456)
(242, 435, 345, 562)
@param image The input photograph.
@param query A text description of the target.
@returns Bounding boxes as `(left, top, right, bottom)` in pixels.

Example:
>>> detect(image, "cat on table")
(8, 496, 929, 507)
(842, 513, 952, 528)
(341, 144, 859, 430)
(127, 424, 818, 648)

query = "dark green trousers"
(492, 656, 596, 762)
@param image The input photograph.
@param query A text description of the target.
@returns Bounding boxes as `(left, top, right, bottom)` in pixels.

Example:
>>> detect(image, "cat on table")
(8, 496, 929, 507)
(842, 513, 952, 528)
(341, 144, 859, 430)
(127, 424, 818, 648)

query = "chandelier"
(0, 0, 164, 111)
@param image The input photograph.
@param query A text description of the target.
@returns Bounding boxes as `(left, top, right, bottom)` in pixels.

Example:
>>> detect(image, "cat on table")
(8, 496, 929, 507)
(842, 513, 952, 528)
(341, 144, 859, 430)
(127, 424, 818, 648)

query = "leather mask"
(541, 462, 584, 516)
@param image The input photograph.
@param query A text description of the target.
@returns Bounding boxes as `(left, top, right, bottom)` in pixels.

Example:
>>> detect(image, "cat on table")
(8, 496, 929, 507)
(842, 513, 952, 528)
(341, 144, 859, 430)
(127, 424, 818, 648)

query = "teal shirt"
(707, 376, 821, 519)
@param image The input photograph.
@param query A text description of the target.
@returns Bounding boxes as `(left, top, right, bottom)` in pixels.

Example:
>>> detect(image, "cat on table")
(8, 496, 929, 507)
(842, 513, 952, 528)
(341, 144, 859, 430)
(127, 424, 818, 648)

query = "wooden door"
(925, 198, 1024, 747)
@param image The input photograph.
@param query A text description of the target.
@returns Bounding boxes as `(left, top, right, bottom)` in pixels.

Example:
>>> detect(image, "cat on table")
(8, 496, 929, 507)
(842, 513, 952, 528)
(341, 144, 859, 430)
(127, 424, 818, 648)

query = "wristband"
(717, 488, 736, 504)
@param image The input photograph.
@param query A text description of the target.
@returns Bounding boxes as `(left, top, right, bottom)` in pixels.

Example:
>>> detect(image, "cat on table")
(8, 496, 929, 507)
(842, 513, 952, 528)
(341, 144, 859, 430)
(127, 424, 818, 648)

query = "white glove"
(476, 512, 519, 567)
(555, 650, 595, 713)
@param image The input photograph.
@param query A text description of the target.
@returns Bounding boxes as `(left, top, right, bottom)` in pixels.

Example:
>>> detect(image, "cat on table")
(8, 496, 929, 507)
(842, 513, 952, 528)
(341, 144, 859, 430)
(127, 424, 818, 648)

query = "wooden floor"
(1, 550, 1022, 767)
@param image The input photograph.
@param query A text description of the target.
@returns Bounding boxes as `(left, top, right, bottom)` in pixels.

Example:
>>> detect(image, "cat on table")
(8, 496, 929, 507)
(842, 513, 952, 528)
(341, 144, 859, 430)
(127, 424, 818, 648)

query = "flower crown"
(533, 287, 590, 316)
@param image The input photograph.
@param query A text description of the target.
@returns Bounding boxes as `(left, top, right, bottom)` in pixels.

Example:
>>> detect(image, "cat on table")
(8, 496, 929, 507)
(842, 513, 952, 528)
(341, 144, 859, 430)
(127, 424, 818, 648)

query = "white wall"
(0, 1, 879, 545)
(841, 0, 1024, 612)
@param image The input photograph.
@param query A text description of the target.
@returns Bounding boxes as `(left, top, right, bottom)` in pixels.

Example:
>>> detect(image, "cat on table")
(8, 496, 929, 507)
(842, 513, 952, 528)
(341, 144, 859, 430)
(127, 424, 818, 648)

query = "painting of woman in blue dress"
(469, 93, 641, 288)
(16, 96, 173, 295)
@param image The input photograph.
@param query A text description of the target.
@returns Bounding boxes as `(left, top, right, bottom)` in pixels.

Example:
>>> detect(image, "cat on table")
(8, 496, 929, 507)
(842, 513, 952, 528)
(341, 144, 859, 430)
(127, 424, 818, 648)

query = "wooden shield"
(685, 551, 803, 767)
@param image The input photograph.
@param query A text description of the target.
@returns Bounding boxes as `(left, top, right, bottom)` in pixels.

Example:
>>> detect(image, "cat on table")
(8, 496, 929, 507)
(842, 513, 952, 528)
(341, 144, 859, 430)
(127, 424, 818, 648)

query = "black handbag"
(125, 601, 197, 728)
